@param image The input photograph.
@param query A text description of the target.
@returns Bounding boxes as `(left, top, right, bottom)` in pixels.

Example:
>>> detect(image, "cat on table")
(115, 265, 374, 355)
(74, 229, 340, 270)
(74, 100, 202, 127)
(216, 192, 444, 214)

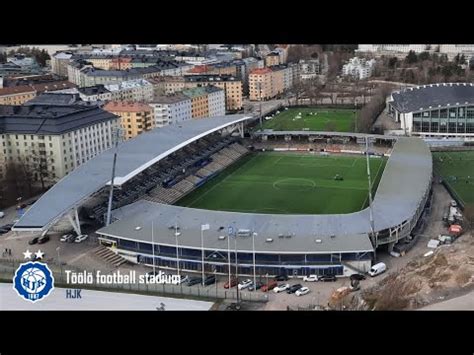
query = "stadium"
(13, 113, 432, 278)
(388, 82, 474, 139)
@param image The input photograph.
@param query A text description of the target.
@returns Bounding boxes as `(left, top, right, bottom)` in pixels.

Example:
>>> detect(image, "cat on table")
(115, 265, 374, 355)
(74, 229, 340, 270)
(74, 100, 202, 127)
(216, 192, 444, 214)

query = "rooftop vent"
(330, 235, 336, 239)
(278, 234, 284, 238)
(135, 226, 142, 231)
(315, 239, 322, 243)
(218, 235, 226, 240)
(265, 238, 273, 243)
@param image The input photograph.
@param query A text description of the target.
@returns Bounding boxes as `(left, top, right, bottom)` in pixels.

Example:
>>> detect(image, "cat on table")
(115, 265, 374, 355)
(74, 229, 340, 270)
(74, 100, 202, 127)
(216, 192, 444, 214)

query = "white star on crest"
(35, 250, 45, 259)
(23, 250, 32, 259)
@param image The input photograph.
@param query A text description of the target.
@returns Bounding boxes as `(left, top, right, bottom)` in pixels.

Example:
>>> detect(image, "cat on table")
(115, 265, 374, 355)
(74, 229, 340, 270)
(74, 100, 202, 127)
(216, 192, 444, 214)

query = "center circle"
(273, 178, 316, 192)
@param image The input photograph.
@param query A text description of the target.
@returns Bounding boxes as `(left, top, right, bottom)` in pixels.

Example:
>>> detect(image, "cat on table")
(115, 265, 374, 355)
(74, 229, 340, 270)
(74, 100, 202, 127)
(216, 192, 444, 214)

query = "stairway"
(93, 246, 128, 267)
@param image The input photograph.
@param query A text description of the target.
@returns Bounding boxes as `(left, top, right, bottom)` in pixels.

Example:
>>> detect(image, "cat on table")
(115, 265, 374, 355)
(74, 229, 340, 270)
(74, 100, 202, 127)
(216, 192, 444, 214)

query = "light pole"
(252, 232, 257, 292)
(56, 246, 62, 280)
(175, 217, 180, 276)
(227, 230, 231, 290)
(151, 220, 156, 276)
(106, 128, 121, 226)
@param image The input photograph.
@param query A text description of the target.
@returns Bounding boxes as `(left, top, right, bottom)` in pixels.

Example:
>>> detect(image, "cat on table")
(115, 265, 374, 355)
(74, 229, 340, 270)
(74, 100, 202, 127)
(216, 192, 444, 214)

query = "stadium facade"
(388, 82, 474, 139)
(13, 114, 432, 278)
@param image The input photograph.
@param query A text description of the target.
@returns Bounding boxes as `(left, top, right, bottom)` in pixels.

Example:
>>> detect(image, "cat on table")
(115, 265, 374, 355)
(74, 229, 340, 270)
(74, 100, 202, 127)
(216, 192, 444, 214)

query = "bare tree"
(463, 204, 474, 233)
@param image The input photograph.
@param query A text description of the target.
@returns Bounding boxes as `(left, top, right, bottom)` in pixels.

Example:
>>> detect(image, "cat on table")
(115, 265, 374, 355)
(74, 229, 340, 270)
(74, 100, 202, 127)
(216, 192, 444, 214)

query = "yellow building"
(265, 52, 280, 67)
(151, 75, 243, 112)
(87, 57, 113, 70)
(182, 87, 209, 119)
(104, 101, 154, 140)
(0, 86, 36, 105)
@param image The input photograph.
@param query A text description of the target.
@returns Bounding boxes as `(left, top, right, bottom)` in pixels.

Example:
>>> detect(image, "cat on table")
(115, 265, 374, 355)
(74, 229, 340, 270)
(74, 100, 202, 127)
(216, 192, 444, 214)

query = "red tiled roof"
(249, 68, 272, 75)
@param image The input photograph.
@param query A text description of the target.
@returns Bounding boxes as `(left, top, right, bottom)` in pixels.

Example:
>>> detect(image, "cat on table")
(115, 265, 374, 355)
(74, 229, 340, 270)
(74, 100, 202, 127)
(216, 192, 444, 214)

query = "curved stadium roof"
(390, 82, 474, 113)
(96, 136, 432, 254)
(14, 114, 252, 230)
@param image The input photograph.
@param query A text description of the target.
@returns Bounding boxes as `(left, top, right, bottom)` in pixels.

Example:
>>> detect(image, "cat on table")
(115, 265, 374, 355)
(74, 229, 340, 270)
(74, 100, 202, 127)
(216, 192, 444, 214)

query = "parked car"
(28, 237, 39, 245)
(368, 262, 387, 277)
(0, 211, 5, 218)
(238, 279, 253, 290)
(27, 199, 37, 206)
(286, 284, 303, 294)
(295, 287, 310, 296)
(74, 234, 88, 243)
(350, 273, 366, 281)
(274, 274, 289, 281)
(1, 224, 13, 231)
(273, 283, 290, 293)
(223, 277, 239, 289)
(38, 235, 50, 244)
(60, 233, 75, 242)
(303, 274, 318, 282)
(261, 280, 278, 292)
(248, 281, 264, 291)
(203, 275, 216, 286)
(319, 275, 337, 282)
(187, 277, 202, 286)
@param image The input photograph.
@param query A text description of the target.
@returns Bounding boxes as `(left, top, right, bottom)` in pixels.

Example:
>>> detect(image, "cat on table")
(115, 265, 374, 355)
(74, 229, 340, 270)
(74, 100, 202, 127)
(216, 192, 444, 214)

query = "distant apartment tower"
(204, 86, 226, 117)
(264, 52, 280, 67)
(149, 93, 192, 127)
(103, 101, 155, 140)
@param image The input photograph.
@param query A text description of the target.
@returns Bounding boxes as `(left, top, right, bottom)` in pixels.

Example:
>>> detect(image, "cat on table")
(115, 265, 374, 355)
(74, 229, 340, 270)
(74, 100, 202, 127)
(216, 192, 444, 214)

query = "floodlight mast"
(106, 127, 121, 226)
(365, 136, 377, 259)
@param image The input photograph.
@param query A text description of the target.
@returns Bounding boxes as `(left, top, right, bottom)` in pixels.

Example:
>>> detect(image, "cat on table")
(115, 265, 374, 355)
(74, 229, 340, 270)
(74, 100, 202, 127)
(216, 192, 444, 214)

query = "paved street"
(0, 283, 214, 310)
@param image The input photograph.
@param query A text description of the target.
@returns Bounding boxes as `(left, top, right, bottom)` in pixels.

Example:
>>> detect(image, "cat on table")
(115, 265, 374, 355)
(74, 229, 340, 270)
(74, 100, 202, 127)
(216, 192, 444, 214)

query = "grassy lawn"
(260, 107, 357, 132)
(175, 152, 386, 215)
(433, 151, 474, 205)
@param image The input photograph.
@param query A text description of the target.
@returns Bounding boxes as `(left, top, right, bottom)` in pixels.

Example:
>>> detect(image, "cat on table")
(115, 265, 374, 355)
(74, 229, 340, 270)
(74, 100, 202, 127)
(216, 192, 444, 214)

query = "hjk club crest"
(13, 261, 55, 302)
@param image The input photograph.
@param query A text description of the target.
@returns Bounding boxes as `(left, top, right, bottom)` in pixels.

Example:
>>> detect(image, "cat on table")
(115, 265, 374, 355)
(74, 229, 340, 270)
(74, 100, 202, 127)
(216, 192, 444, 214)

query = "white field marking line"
(360, 159, 385, 210)
(185, 155, 257, 207)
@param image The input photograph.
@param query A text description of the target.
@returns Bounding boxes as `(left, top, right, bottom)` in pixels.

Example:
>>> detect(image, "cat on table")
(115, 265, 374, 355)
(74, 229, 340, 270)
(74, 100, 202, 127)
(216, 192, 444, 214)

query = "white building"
(51, 52, 73, 77)
(204, 86, 226, 117)
(0, 99, 120, 182)
(342, 57, 376, 80)
(357, 44, 429, 54)
(149, 93, 192, 127)
(298, 59, 320, 80)
(438, 44, 474, 61)
(104, 79, 154, 102)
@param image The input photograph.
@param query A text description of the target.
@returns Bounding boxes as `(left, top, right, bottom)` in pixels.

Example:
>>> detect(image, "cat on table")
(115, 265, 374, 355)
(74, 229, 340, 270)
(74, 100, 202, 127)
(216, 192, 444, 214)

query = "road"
(0, 283, 214, 310)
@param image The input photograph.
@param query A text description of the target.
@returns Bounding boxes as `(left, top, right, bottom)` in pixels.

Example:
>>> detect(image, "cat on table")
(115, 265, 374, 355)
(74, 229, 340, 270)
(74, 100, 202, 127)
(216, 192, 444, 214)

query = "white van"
(368, 262, 387, 277)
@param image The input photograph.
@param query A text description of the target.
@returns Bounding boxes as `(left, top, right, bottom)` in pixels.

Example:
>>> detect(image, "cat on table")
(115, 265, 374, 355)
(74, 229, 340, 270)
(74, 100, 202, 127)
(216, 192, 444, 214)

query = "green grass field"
(433, 151, 474, 205)
(175, 152, 386, 215)
(260, 107, 357, 132)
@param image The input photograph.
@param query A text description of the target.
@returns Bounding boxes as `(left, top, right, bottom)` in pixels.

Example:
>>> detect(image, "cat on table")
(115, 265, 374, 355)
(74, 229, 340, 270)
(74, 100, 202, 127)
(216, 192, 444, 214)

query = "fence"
(0, 258, 268, 304)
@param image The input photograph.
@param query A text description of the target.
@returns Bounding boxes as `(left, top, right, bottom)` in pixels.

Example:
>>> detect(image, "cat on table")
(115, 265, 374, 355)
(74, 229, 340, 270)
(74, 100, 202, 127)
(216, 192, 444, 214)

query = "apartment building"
(51, 52, 73, 77)
(342, 57, 376, 80)
(150, 75, 243, 112)
(103, 101, 155, 140)
(265, 52, 280, 67)
(204, 86, 226, 117)
(148, 93, 192, 127)
(249, 67, 284, 101)
(0, 81, 77, 105)
(110, 57, 133, 70)
(0, 100, 119, 182)
(182, 87, 209, 119)
(77, 85, 113, 102)
(104, 79, 154, 102)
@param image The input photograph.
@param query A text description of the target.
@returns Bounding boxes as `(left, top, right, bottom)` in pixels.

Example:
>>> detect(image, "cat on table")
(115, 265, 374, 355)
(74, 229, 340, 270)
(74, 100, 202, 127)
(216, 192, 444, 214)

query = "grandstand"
(13, 114, 432, 278)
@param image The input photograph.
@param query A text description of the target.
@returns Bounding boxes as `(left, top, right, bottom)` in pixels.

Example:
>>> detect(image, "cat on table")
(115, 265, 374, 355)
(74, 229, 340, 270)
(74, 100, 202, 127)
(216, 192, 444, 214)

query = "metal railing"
(0, 258, 268, 303)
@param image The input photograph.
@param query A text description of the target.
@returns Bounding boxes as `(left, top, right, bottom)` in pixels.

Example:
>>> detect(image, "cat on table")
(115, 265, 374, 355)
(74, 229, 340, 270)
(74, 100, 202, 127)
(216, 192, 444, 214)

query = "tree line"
(4, 47, 51, 67)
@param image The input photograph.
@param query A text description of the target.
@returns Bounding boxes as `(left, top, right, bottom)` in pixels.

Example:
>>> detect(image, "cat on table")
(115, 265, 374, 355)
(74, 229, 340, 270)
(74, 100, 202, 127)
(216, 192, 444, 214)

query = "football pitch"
(433, 151, 474, 205)
(176, 152, 387, 215)
(260, 107, 357, 132)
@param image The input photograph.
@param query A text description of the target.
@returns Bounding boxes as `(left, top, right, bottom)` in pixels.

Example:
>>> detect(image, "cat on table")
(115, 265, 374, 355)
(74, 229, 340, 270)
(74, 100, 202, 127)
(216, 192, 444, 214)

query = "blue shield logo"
(13, 262, 55, 303)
